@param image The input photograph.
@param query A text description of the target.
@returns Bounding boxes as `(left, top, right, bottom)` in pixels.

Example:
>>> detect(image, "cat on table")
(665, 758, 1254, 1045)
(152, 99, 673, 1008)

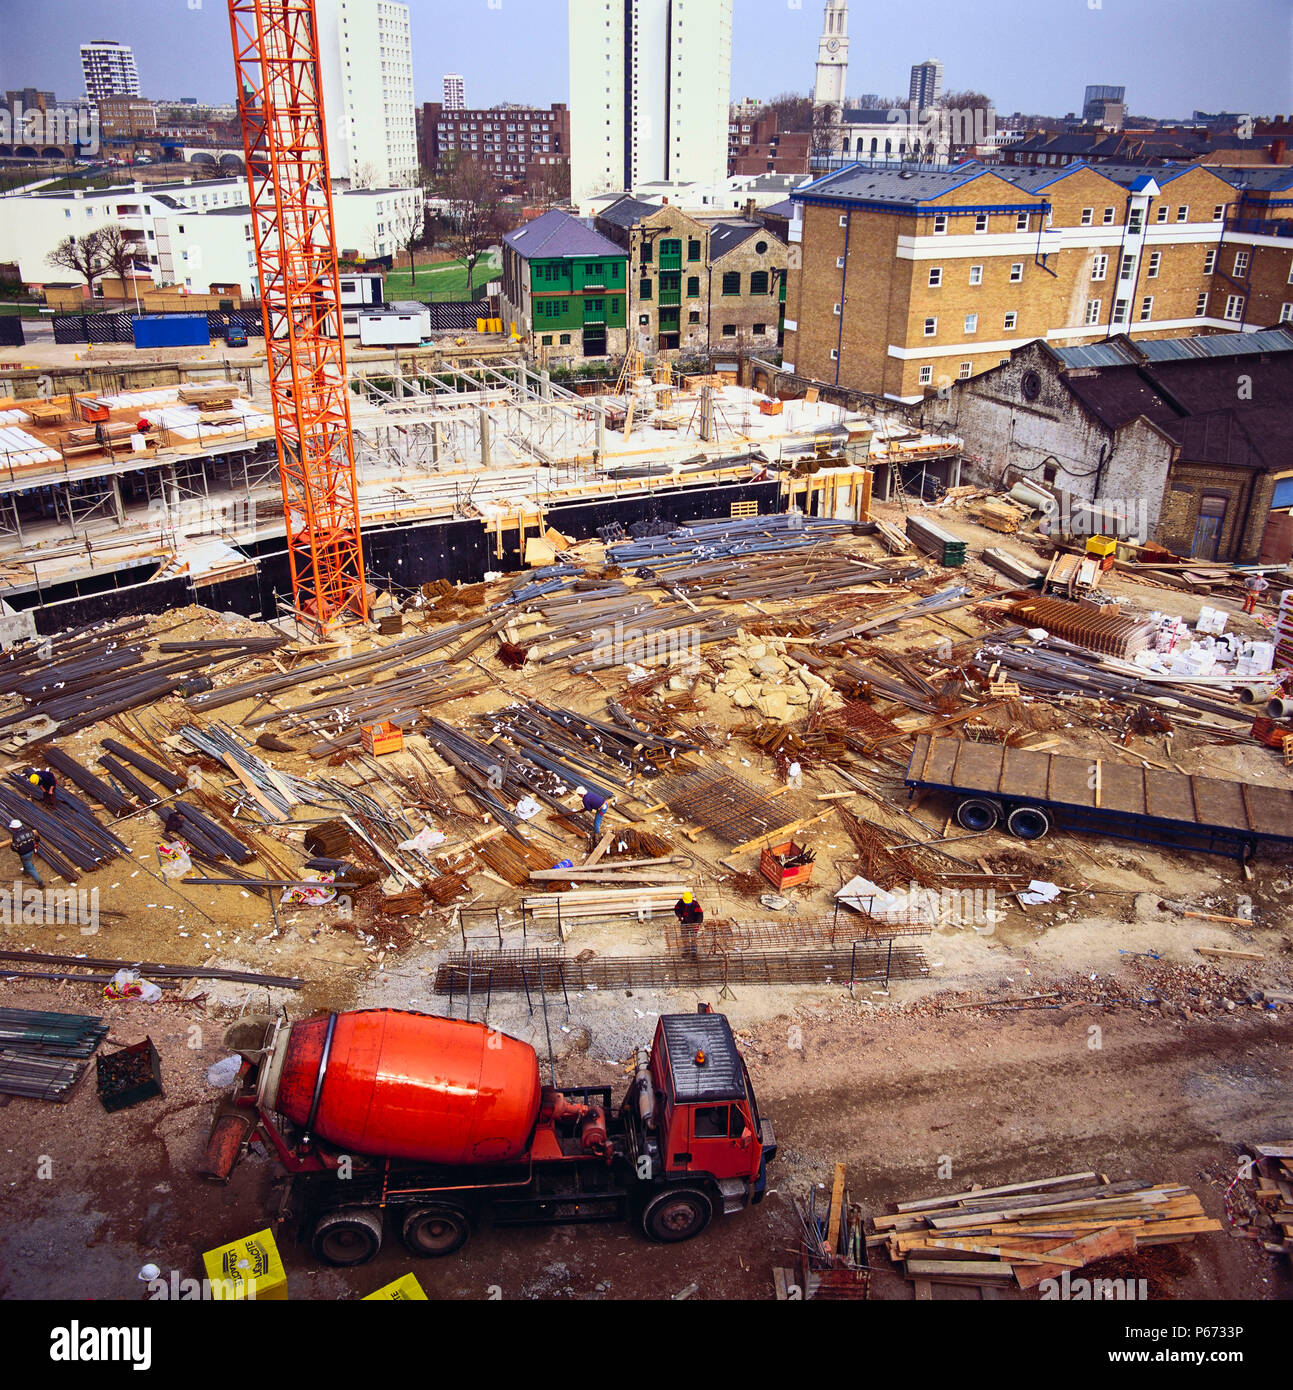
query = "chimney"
(1272, 138, 1287, 163)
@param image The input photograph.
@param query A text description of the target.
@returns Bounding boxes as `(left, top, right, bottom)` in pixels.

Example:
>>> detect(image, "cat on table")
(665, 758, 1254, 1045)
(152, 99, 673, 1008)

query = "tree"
(389, 197, 425, 287)
(934, 90, 996, 151)
(528, 160, 571, 212)
(811, 103, 842, 159)
(46, 231, 107, 295)
(764, 91, 815, 133)
(435, 154, 516, 293)
(97, 224, 147, 304)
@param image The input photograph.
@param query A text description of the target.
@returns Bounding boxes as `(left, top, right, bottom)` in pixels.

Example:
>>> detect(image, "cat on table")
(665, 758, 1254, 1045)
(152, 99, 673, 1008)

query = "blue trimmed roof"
(792, 162, 1025, 209)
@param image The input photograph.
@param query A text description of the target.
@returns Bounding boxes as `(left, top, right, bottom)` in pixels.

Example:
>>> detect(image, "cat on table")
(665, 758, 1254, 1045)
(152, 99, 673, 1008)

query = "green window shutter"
(750, 270, 769, 295)
(722, 271, 741, 296)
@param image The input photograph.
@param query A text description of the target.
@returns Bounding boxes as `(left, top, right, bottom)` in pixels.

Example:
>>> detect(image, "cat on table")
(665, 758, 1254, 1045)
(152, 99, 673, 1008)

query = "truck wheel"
(956, 798, 1000, 832)
(641, 1188, 712, 1243)
(401, 1204, 470, 1257)
(1007, 805, 1051, 841)
(311, 1207, 383, 1266)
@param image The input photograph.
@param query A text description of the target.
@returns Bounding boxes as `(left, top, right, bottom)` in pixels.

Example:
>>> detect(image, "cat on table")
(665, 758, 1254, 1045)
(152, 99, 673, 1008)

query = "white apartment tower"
(909, 58, 944, 112)
(443, 74, 467, 110)
(80, 41, 140, 104)
(813, 1, 849, 117)
(569, 0, 733, 204)
(313, 0, 418, 187)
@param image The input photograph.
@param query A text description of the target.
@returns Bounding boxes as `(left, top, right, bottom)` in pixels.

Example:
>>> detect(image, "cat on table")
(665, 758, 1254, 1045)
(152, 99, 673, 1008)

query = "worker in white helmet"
(8, 819, 43, 887)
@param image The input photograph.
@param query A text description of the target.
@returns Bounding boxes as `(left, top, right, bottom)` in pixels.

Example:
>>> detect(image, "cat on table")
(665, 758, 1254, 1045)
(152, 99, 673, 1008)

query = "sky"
(2, 0, 1290, 119)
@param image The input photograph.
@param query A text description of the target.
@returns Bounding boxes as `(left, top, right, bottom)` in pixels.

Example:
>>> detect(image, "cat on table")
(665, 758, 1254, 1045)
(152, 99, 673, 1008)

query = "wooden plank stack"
(1246, 1143, 1293, 1260)
(870, 1171, 1221, 1292)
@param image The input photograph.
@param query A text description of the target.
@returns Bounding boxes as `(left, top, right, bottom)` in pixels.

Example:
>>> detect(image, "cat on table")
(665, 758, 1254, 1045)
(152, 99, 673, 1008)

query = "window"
(722, 271, 741, 296)
(1280, 303, 1293, 323)
(1084, 299, 1102, 325)
(638, 314, 650, 325)
(1234, 251, 1249, 276)
(1176, 205, 1188, 222)
(753, 323, 767, 335)
(641, 241, 652, 263)
(969, 265, 983, 285)
(1195, 292, 1208, 316)
(1009, 262, 1023, 283)
(1080, 208, 1094, 226)
(1147, 251, 1161, 278)
(1015, 213, 1029, 232)
(722, 323, 737, 336)
(833, 301, 843, 316)
(839, 214, 848, 227)
(928, 266, 943, 287)
(640, 278, 652, 299)
(1139, 296, 1153, 321)
(1203, 249, 1217, 275)
(1212, 204, 1224, 221)
(688, 310, 700, 324)
(836, 256, 845, 269)
(541, 335, 553, 346)
(924, 317, 937, 337)
(1288, 264, 1293, 284)
(560, 333, 571, 344)
(687, 275, 700, 297)
(1128, 210, 1143, 234)
(1224, 294, 1244, 321)
(1112, 299, 1129, 323)
(918, 365, 933, 385)
(974, 213, 988, 233)
(1091, 255, 1108, 281)
(932, 213, 948, 234)
(1119, 254, 1135, 280)
(1004, 311, 1017, 330)
(959, 361, 973, 379)
(1103, 207, 1115, 225)
(964, 313, 978, 333)
(1155, 205, 1169, 223)
(687, 238, 701, 261)
(830, 347, 839, 361)
(750, 270, 769, 295)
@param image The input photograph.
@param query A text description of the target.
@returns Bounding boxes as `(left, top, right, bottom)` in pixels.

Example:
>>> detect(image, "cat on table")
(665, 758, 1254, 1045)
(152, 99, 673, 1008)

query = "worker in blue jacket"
(576, 786, 613, 838)
(8, 819, 43, 887)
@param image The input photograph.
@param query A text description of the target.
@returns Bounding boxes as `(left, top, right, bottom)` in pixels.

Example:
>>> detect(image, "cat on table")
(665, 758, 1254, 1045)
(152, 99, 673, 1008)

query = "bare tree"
(528, 161, 571, 212)
(435, 154, 516, 294)
(46, 231, 107, 295)
(389, 197, 425, 287)
(97, 224, 148, 304)
(764, 92, 815, 133)
(811, 103, 842, 159)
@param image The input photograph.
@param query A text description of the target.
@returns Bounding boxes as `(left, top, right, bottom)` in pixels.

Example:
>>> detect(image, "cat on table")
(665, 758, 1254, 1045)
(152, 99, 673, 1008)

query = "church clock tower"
(814, 0, 849, 118)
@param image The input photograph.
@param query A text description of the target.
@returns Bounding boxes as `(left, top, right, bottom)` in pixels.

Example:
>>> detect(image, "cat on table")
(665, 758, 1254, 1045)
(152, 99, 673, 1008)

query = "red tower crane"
(228, 0, 368, 629)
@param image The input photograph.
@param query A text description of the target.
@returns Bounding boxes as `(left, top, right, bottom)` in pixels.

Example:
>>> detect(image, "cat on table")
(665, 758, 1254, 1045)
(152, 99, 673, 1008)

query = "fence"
(0, 316, 24, 347)
(422, 302, 488, 332)
(52, 311, 265, 346)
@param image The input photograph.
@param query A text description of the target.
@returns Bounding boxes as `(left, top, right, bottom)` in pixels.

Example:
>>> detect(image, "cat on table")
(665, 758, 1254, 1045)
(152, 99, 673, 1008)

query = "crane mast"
(228, 0, 368, 629)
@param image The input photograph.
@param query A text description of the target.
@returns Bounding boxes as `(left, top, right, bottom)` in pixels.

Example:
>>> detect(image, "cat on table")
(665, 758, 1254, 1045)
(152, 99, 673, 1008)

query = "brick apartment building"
(594, 196, 788, 355)
(727, 110, 811, 177)
(783, 160, 1293, 402)
(421, 101, 569, 188)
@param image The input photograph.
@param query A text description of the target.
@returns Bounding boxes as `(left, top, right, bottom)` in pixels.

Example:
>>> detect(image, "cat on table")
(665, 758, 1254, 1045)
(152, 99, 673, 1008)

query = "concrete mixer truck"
(200, 1006, 777, 1266)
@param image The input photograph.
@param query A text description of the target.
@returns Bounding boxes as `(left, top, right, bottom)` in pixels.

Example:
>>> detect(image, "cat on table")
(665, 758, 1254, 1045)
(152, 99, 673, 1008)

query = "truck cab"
(627, 1011, 776, 1239)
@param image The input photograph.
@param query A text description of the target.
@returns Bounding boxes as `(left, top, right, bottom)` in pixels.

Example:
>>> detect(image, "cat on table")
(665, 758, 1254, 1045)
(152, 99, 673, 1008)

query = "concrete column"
(479, 407, 492, 468)
(110, 474, 125, 525)
(540, 369, 551, 402)
(595, 408, 606, 461)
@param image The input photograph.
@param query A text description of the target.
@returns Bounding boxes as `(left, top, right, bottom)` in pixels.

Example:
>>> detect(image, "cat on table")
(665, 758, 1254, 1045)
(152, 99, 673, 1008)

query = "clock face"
(827, 38, 840, 53)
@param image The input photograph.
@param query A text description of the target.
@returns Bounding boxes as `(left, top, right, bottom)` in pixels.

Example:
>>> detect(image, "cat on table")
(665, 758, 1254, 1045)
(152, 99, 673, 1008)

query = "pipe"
(1266, 696, 1293, 720)
(1238, 683, 1280, 705)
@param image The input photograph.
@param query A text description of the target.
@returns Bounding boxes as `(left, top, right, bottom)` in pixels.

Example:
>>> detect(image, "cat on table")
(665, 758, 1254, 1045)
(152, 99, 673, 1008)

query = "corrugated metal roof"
(1055, 327, 1293, 369)
(660, 1013, 746, 1103)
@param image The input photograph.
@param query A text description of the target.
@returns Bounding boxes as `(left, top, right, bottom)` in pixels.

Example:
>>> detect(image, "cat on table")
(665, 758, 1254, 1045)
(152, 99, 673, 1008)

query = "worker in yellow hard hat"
(674, 891, 703, 960)
(26, 767, 56, 807)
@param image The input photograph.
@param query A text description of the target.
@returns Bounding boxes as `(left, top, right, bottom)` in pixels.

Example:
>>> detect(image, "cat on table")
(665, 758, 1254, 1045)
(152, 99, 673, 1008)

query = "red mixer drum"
(258, 1010, 542, 1164)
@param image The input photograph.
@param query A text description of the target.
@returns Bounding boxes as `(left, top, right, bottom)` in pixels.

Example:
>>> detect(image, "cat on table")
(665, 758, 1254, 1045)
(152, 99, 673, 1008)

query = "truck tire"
(956, 797, 1000, 832)
(401, 1204, 470, 1257)
(1007, 805, 1051, 841)
(641, 1187, 713, 1243)
(311, 1207, 383, 1266)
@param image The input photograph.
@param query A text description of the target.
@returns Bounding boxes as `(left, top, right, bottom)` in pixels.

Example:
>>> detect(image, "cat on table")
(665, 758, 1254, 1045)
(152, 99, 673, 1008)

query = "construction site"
(0, 0, 1290, 1321)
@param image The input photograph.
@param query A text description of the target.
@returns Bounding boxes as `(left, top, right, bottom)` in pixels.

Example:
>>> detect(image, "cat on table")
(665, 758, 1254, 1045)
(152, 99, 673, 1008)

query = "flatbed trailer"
(905, 734, 1293, 862)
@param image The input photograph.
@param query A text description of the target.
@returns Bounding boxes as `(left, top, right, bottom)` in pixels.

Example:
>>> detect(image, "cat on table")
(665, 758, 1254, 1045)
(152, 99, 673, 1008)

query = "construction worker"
(26, 767, 56, 806)
(163, 808, 192, 849)
(1242, 574, 1270, 615)
(674, 891, 703, 960)
(576, 786, 612, 838)
(8, 819, 43, 888)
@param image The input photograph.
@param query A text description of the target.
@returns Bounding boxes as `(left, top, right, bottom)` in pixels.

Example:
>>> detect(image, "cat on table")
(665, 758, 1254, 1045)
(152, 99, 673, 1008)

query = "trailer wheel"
(311, 1207, 383, 1266)
(1007, 805, 1051, 841)
(641, 1187, 712, 1243)
(956, 798, 1000, 832)
(401, 1204, 470, 1257)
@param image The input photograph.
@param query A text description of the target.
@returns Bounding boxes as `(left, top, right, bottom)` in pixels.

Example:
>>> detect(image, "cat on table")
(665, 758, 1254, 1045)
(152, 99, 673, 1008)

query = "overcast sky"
(3, 0, 1290, 118)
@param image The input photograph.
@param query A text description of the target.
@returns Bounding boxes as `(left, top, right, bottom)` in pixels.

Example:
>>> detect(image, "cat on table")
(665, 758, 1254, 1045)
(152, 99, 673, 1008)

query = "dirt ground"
(0, 980, 1289, 1302)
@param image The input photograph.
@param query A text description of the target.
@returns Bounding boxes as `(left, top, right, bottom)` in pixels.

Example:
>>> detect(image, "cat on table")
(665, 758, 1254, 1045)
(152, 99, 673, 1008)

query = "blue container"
(131, 313, 211, 349)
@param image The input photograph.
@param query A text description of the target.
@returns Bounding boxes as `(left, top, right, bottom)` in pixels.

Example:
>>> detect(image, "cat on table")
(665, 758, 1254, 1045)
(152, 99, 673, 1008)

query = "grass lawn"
(0, 304, 46, 317)
(382, 252, 500, 302)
